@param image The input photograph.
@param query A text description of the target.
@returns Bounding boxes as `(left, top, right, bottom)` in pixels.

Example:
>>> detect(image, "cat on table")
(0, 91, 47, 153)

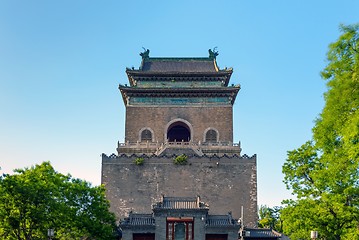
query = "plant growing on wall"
(134, 157, 144, 165)
(173, 154, 188, 165)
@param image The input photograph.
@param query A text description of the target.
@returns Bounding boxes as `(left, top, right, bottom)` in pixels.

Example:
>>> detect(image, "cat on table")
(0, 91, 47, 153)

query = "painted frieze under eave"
(118, 85, 240, 106)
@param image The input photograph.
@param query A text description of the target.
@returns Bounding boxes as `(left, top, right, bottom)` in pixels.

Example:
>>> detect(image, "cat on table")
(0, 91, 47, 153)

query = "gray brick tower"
(101, 49, 258, 230)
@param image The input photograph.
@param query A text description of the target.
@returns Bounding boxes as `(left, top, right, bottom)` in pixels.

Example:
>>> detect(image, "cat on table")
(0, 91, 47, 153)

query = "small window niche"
(141, 129, 153, 142)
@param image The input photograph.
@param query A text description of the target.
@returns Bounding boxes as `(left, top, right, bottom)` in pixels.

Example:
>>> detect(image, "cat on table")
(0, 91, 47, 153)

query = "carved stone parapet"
(116, 141, 242, 156)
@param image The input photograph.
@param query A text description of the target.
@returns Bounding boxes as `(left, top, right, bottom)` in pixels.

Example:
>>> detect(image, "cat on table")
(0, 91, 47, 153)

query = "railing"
(200, 141, 240, 147)
(117, 141, 160, 149)
(117, 140, 241, 155)
(153, 196, 208, 209)
(118, 140, 240, 147)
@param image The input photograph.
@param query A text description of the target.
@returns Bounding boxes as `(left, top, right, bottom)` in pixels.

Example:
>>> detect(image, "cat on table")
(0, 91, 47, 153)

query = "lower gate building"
(120, 196, 240, 240)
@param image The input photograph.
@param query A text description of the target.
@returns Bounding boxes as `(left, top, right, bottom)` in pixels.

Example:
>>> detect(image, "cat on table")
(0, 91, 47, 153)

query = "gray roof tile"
(121, 213, 155, 226)
(243, 228, 282, 238)
(206, 215, 238, 226)
(141, 58, 218, 73)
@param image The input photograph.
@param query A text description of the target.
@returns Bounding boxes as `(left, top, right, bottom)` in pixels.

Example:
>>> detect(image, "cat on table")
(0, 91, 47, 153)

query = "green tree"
(282, 24, 359, 240)
(0, 162, 117, 240)
(258, 205, 282, 232)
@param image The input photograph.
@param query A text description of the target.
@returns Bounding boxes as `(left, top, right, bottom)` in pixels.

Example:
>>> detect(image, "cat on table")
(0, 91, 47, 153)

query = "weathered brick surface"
(102, 154, 258, 227)
(125, 106, 233, 143)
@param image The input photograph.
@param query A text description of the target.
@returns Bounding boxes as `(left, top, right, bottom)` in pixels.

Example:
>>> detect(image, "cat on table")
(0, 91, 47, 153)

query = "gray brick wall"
(102, 154, 258, 228)
(124, 106, 233, 143)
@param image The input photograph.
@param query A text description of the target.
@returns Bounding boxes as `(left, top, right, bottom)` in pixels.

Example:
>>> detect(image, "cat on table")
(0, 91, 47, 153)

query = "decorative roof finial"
(208, 47, 219, 59)
(140, 47, 150, 59)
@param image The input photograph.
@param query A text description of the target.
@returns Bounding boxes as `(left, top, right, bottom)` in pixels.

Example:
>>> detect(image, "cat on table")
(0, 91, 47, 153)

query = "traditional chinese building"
(120, 196, 240, 240)
(102, 49, 258, 240)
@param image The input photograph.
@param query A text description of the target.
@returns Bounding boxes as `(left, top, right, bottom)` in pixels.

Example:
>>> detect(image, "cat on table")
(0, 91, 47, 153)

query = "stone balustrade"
(117, 140, 241, 156)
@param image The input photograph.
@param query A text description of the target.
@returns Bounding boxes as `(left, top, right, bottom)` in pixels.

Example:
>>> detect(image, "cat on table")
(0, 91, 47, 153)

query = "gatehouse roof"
(206, 214, 238, 227)
(121, 213, 155, 226)
(243, 228, 282, 238)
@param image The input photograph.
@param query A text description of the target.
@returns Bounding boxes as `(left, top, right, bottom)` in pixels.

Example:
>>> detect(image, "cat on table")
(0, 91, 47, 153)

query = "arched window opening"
(167, 122, 191, 142)
(205, 129, 217, 142)
(141, 129, 152, 142)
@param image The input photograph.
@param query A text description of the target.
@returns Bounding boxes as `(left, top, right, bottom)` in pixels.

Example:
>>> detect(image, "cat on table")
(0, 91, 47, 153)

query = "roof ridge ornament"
(208, 47, 219, 59)
(140, 47, 150, 59)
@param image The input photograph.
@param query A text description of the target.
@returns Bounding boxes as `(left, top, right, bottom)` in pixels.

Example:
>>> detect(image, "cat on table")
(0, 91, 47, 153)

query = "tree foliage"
(258, 205, 282, 232)
(0, 162, 117, 240)
(282, 24, 359, 240)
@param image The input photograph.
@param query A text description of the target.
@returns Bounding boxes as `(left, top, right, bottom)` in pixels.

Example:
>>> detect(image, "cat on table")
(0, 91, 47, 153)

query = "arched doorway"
(167, 121, 191, 142)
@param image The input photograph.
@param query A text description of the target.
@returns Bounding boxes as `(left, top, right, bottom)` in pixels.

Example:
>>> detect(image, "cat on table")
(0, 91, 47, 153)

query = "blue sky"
(1, 1, 358, 208)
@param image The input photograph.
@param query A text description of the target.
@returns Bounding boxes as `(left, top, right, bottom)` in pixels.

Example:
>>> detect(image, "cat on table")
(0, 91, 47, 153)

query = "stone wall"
(124, 106, 233, 143)
(102, 153, 258, 228)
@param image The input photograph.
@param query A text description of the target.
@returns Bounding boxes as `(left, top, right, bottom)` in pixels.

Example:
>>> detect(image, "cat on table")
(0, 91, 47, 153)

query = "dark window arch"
(205, 129, 217, 142)
(141, 129, 152, 141)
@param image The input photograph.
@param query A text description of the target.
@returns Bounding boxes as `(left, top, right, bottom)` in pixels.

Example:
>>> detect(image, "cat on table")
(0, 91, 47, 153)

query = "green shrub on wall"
(173, 154, 188, 165)
(134, 157, 144, 165)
